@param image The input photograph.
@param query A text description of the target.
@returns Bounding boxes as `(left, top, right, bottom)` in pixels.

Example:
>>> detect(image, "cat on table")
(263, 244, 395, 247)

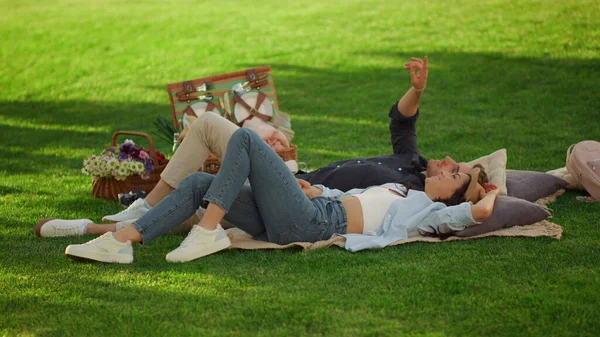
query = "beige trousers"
(160, 112, 239, 189)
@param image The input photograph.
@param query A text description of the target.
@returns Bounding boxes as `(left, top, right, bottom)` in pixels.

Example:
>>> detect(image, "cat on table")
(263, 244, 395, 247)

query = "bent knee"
(181, 172, 215, 189)
(231, 127, 260, 143)
(190, 111, 221, 132)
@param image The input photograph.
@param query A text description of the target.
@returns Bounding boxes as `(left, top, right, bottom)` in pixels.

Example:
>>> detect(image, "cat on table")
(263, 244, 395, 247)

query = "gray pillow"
(506, 170, 568, 202)
(455, 196, 550, 237)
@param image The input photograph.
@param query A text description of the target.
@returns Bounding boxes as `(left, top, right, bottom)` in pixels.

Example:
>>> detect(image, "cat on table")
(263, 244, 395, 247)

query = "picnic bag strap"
(183, 106, 195, 116)
(206, 102, 218, 112)
(254, 92, 268, 111)
(566, 144, 576, 167)
(233, 94, 272, 124)
(246, 69, 259, 82)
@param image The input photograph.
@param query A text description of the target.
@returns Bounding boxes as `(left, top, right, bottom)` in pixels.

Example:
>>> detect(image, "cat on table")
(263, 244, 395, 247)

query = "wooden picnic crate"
(165, 66, 296, 174)
(166, 66, 279, 129)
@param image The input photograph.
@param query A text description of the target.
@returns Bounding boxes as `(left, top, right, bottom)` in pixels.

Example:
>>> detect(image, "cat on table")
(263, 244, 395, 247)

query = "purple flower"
(130, 148, 140, 158)
(119, 143, 132, 153)
(144, 158, 154, 172)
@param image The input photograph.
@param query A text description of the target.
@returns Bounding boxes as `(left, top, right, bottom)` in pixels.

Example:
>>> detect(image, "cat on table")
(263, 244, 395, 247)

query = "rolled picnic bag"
(566, 140, 600, 200)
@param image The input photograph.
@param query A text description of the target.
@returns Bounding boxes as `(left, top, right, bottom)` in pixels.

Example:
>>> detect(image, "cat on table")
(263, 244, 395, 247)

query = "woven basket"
(92, 131, 168, 200)
(202, 145, 298, 175)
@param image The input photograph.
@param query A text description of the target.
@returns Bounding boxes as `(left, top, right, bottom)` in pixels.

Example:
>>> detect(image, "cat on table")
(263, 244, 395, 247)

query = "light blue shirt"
(315, 184, 479, 252)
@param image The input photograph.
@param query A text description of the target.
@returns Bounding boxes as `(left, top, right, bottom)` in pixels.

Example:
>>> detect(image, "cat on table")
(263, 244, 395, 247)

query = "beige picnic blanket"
(173, 191, 564, 251)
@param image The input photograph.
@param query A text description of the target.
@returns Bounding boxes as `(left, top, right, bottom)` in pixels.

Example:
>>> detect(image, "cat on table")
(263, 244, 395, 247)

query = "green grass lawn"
(1, 0, 600, 336)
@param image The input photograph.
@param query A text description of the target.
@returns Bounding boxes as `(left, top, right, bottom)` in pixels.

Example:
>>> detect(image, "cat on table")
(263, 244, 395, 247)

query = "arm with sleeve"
(342, 190, 479, 252)
(389, 101, 420, 155)
(418, 202, 480, 234)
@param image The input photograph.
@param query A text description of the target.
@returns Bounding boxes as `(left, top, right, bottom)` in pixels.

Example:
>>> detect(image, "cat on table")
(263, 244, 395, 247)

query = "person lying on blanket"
(90, 56, 485, 227)
(35, 128, 500, 263)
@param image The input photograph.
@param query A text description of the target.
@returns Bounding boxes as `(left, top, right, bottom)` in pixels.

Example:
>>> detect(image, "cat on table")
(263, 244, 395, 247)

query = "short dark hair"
(472, 163, 488, 184)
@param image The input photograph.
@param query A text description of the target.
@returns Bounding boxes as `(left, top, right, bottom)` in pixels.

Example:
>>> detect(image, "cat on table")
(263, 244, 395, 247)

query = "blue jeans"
(132, 128, 347, 245)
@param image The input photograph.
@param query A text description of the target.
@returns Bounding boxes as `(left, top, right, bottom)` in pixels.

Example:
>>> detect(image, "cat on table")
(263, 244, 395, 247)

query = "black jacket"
(297, 102, 428, 191)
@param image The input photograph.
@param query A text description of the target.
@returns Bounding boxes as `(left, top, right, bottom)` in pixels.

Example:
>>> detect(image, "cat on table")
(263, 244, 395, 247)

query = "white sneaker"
(115, 218, 137, 231)
(102, 198, 150, 222)
(166, 224, 231, 263)
(35, 218, 91, 238)
(65, 232, 133, 264)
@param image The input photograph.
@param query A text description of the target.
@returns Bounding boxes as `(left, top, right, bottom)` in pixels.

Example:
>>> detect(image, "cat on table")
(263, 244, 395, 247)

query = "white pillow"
(467, 149, 508, 195)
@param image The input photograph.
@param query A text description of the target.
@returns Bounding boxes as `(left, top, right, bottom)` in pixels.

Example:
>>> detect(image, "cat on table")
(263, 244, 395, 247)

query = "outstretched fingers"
(408, 66, 416, 82)
(411, 57, 424, 65)
(404, 61, 422, 69)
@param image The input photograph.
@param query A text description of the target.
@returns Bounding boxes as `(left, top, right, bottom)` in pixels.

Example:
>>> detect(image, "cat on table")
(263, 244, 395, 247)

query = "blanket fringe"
(536, 189, 565, 212)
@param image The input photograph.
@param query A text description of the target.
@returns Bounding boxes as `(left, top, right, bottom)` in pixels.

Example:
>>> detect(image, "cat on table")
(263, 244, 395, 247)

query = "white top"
(352, 186, 404, 235)
(314, 184, 478, 252)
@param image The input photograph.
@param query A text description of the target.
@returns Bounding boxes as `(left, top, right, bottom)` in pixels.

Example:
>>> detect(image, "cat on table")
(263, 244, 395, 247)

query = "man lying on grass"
(35, 56, 491, 240)
(37, 127, 500, 263)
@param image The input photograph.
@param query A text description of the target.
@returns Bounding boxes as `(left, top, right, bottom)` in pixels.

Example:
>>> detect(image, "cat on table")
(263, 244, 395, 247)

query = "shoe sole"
(65, 246, 133, 264)
(102, 212, 145, 223)
(166, 236, 232, 263)
(35, 218, 55, 237)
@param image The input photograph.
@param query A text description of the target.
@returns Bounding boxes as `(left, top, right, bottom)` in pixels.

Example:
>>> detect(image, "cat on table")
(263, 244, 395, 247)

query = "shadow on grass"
(0, 184, 24, 195)
(250, 52, 600, 167)
(1, 51, 599, 176)
(2, 230, 598, 337)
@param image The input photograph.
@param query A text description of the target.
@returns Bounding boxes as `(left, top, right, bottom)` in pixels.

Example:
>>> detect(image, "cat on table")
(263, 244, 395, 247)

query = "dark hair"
(419, 175, 472, 240)
(435, 177, 471, 207)
(396, 165, 488, 240)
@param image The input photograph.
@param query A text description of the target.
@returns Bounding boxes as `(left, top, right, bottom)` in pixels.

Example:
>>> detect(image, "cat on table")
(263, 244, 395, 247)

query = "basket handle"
(111, 131, 158, 163)
(566, 143, 576, 167)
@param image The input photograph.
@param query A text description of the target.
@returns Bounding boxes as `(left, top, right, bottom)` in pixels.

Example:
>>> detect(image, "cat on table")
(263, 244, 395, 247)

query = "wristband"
(413, 86, 426, 92)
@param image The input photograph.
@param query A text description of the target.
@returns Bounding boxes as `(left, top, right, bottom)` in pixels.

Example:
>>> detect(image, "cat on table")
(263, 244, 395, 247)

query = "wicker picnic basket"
(166, 66, 297, 174)
(92, 131, 168, 200)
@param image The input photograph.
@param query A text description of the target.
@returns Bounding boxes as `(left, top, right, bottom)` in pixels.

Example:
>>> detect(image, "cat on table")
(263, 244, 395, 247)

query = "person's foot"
(35, 218, 91, 238)
(65, 232, 133, 264)
(102, 198, 150, 222)
(166, 225, 231, 263)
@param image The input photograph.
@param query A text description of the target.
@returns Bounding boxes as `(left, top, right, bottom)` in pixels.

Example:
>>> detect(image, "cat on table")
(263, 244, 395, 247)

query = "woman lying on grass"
(36, 128, 499, 264)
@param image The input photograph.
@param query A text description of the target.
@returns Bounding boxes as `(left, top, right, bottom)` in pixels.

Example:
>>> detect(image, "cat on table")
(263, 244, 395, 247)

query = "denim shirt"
(314, 184, 479, 252)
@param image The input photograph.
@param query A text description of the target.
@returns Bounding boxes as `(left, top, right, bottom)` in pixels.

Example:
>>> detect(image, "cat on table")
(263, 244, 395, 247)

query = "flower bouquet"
(85, 131, 169, 200)
(82, 140, 166, 181)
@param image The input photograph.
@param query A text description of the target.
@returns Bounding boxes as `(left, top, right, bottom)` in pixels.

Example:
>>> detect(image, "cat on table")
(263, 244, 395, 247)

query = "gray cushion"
(506, 170, 568, 202)
(455, 196, 550, 237)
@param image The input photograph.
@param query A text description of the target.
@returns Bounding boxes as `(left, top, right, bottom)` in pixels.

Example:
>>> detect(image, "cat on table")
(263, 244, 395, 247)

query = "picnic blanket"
(173, 191, 564, 251)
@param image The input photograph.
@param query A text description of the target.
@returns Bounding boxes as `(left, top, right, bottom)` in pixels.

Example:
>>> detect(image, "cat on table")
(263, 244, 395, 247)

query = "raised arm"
(396, 56, 428, 118)
(418, 184, 499, 236)
(471, 186, 500, 222)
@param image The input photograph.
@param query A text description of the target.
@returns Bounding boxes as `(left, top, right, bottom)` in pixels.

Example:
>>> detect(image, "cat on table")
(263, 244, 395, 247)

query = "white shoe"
(102, 198, 150, 222)
(65, 232, 133, 264)
(35, 218, 91, 237)
(115, 218, 137, 231)
(166, 224, 231, 263)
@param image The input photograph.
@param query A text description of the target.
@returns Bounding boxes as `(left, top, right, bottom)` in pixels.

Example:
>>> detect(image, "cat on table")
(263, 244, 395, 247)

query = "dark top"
(297, 102, 428, 191)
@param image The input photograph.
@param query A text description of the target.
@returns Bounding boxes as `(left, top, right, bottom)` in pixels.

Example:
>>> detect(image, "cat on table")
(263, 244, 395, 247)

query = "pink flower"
(139, 151, 149, 159)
